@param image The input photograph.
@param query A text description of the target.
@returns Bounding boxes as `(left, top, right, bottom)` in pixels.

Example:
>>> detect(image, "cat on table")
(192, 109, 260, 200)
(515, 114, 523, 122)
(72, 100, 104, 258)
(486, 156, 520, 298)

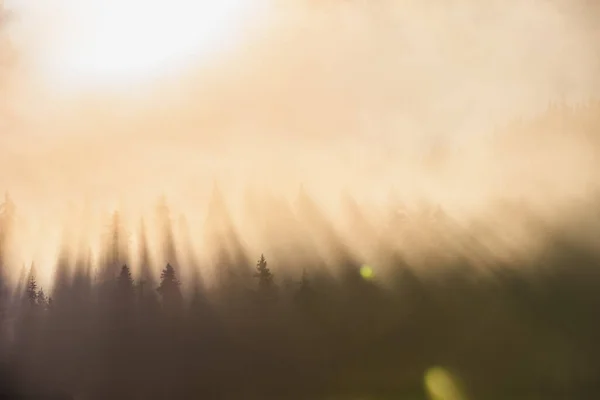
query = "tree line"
(1, 103, 600, 398)
(0, 194, 599, 399)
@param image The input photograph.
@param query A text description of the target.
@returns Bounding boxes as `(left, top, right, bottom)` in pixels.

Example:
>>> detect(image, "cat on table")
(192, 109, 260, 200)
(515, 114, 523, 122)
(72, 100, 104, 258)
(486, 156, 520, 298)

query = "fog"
(1, 0, 600, 284)
(3, 2, 600, 399)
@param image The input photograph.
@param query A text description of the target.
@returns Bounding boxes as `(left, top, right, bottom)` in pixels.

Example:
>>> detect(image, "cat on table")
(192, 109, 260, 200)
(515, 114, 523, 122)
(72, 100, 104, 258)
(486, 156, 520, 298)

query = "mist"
(3, 2, 600, 399)
(0, 0, 599, 283)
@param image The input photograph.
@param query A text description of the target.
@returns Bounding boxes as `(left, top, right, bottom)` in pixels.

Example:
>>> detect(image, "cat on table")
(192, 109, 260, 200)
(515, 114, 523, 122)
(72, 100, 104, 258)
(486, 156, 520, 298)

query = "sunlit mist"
(14, 0, 269, 90)
(3, 1, 600, 399)
(1, 0, 600, 285)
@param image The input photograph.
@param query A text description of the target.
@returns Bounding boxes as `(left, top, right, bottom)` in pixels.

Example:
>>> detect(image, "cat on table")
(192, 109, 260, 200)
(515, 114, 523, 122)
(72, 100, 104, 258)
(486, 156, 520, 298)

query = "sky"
(4, 0, 599, 133)
(1, 0, 600, 278)
(0, 0, 598, 185)
(4, 0, 269, 88)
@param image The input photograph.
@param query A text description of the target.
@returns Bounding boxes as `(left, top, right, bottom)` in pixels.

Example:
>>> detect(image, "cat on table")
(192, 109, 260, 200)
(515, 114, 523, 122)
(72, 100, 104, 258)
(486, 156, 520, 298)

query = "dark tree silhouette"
(3, 105, 600, 400)
(25, 274, 37, 307)
(36, 288, 48, 309)
(157, 263, 182, 310)
(116, 264, 135, 303)
(254, 254, 274, 291)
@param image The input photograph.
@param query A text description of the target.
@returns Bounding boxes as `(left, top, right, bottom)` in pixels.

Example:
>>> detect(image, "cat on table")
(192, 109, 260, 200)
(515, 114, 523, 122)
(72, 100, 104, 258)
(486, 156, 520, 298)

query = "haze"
(1, 0, 600, 285)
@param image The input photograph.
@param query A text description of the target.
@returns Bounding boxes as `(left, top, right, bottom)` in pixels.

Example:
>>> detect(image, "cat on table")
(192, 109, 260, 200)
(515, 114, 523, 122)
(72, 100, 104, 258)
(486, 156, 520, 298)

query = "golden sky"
(1, 1, 600, 282)
(1, 0, 598, 197)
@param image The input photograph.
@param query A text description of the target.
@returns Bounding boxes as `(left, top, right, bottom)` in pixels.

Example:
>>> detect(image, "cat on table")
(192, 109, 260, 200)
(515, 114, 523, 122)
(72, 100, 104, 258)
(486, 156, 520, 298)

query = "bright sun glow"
(34, 0, 267, 90)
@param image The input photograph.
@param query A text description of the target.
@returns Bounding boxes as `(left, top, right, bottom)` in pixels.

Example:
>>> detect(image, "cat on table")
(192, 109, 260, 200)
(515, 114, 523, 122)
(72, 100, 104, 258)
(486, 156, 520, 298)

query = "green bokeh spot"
(360, 265, 374, 280)
(424, 367, 466, 400)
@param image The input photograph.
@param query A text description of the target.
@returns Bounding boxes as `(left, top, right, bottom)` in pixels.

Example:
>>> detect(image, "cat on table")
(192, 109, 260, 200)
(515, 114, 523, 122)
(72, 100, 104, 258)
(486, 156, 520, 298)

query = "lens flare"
(425, 367, 466, 400)
(360, 265, 374, 280)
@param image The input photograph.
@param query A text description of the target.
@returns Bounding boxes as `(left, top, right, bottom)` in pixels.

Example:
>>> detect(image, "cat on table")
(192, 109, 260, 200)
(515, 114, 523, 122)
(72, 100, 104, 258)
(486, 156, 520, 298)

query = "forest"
(2, 0, 600, 397)
(0, 103, 599, 399)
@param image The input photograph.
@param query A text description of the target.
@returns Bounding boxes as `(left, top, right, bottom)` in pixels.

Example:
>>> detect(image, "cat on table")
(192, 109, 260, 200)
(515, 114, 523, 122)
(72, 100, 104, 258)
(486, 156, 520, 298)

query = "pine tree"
(112, 264, 135, 323)
(36, 288, 48, 309)
(157, 263, 182, 310)
(116, 264, 135, 301)
(25, 274, 37, 306)
(254, 254, 274, 291)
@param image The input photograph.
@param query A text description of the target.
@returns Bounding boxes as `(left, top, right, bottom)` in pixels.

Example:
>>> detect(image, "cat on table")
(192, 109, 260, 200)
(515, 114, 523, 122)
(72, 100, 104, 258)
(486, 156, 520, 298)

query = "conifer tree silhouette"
(157, 263, 182, 310)
(116, 264, 135, 303)
(254, 254, 274, 291)
(25, 274, 37, 306)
